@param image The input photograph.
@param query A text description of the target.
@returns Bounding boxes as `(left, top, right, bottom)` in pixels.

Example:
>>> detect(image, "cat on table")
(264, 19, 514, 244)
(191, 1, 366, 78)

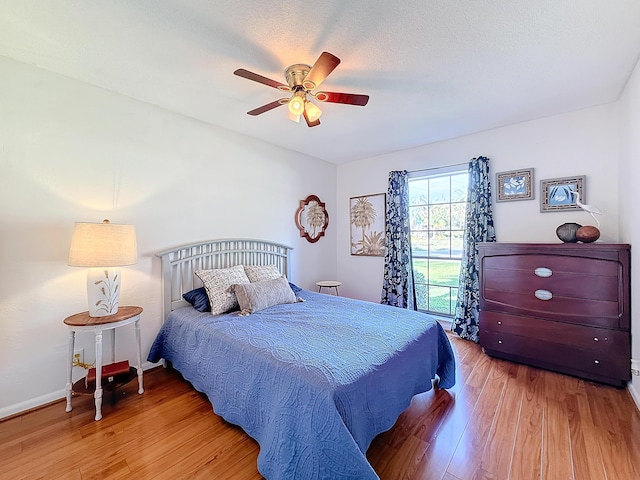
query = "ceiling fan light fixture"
(288, 111, 301, 123)
(304, 101, 322, 122)
(288, 91, 306, 116)
(235, 52, 369, 127)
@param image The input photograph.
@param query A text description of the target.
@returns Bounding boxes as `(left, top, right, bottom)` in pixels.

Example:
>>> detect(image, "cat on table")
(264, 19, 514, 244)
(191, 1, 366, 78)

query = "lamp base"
(87, 267, 121, 317)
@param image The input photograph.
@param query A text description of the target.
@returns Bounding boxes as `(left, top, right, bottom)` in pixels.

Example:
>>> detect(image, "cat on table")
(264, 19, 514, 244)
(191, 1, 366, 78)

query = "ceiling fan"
(234, 52, 369, 127)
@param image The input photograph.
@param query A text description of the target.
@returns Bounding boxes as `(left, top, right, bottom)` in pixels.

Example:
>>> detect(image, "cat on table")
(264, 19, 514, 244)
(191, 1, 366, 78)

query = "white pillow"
(243, 264, 281, 283)
(229, 276, 297, 315)
(195, 265, 250, 315)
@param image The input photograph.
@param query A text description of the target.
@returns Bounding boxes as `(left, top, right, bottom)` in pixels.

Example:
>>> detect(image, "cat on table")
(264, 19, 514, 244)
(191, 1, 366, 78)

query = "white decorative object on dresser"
(478, 242, 631, 386)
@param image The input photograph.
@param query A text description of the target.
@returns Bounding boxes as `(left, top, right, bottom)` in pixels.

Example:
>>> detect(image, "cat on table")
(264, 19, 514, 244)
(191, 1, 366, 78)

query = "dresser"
(478, 242, 631, 386)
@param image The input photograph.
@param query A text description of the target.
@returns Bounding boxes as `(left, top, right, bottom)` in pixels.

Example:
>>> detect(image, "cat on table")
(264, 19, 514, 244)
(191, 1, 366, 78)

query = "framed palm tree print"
(350, 193, 386, 256)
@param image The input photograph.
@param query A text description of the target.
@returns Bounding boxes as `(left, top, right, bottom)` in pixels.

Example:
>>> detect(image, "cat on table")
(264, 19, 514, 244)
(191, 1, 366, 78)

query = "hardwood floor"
(2, 333, 639, 479)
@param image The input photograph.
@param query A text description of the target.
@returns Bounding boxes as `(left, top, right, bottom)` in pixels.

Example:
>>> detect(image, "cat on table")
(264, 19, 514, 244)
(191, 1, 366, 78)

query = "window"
(409, 168, 468, 316)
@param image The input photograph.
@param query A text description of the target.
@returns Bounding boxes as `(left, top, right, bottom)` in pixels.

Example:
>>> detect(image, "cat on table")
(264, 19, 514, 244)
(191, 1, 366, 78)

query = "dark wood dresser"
(478, 242, 631, 386)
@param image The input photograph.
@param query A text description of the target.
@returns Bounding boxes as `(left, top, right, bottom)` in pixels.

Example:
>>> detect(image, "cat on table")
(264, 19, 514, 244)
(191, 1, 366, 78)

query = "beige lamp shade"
(69, 220, 137, 317)
(68, 220, 137, 267)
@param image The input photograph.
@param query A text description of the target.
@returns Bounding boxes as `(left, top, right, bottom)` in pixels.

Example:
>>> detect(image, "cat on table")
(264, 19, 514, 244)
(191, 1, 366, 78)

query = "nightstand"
(64, 306, 144, 421)
(316, 280, 341, 295)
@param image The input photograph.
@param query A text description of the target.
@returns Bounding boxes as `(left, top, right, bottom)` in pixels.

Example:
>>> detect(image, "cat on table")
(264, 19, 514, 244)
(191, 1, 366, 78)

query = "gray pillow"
(229, 276, 297, 315)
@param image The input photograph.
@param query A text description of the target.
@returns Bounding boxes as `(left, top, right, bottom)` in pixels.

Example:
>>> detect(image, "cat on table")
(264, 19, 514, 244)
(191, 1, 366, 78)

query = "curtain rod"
(409, 161, 468, 176)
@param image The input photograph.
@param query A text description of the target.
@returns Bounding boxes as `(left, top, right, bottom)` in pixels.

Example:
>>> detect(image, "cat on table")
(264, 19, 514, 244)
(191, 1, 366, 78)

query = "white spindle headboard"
(156, 238, 293, 321)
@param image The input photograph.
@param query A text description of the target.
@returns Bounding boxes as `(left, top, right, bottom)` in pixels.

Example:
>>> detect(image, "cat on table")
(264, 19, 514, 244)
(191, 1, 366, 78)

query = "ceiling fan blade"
(302, 52, 341, 90)
(234, 69, 289, 90)
(303, 109, 321, 127)
(315, 91, 369, 106)
(247, 100, 285, 116)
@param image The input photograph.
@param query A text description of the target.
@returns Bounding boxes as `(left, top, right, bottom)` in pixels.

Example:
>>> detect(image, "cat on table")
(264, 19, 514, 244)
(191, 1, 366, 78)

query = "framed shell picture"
(496, 168, 534, 202)
(540, 175, 585, 212)
(350, 193, 386, 256)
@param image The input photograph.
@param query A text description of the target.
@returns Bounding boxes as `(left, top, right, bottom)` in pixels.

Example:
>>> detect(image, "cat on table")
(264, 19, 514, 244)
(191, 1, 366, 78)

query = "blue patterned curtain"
(452, 156, 496, 342)
(381, 170, 417, 310)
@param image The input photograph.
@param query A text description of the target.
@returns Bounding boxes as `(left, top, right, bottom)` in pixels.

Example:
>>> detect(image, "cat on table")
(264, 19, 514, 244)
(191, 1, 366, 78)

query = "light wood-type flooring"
(2, 332, 640, 479)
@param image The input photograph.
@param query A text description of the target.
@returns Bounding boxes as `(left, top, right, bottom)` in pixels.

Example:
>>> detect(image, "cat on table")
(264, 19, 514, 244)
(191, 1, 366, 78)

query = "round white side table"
(316, 280, 342, 295)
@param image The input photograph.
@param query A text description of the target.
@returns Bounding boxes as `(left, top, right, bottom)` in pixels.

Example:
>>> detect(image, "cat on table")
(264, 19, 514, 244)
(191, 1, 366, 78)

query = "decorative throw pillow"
(243, 264, 281, 283)
(195, 265, 250, 315)
(229, 276, 297, 315)
(182, 287, 211, 312)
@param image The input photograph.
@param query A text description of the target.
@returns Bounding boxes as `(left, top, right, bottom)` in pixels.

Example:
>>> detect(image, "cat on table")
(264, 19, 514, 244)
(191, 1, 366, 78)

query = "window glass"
(409, 168, 468, 317)
(428, 176, 450, 204)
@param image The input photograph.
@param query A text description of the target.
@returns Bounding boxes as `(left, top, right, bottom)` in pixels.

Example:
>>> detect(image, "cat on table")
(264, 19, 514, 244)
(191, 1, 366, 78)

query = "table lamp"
(68, 219, 137, 317)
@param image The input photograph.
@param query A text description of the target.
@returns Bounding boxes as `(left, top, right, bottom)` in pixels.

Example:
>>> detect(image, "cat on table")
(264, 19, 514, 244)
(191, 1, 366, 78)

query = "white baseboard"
(629, 380, 640, 412)
(0, 389, 67, 420)
(0, 361, 159, 420)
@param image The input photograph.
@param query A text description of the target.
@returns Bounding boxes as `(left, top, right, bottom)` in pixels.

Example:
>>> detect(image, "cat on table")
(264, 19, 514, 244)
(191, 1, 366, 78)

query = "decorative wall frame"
(496, 168, 534, 202)
(350, 193, 386, 256)
(295, 195, 328, 243)
(540, 175, 585, 212)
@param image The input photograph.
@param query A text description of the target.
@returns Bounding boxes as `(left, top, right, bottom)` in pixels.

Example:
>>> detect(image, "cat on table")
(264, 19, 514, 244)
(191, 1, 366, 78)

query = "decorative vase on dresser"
(478, 242, 631, 386)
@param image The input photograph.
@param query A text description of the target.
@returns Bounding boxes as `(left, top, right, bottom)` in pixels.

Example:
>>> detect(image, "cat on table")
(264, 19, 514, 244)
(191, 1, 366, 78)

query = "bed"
(148, 239, 455, 480)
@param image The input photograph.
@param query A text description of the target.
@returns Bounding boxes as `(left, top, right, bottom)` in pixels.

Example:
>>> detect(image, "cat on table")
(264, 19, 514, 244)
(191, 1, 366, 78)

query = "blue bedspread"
(148, 290, 455, 479)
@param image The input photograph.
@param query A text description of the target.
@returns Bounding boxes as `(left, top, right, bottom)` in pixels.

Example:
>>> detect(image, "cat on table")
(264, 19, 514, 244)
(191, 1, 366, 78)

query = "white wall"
(337, 104, 620, 302)
(618, 56, 640, 406)
(0, 56, 337, 417)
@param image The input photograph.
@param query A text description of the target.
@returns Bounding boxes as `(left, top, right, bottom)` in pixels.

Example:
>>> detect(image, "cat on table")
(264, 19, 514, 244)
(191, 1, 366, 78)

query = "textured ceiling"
(1, 0, 640, 164)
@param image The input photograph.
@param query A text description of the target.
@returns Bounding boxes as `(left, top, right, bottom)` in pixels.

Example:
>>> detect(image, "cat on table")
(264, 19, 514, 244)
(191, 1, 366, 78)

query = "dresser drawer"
(482, 254, 620, 302)
(480, 311, 628, 351)
(482, 288, 620, 328)
(480, 313, 630, 383)
(482, 253, 618, 277)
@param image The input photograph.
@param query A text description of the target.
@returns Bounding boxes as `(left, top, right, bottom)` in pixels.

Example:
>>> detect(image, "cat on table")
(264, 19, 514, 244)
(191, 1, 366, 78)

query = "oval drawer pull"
(534, 267, 553, 277)
(594, 337, 599, 342)
(534, 289, 553, 301)
(498, 340, 503, 344)
(497, 321, 502, 325)
(594, 360, 600, 365)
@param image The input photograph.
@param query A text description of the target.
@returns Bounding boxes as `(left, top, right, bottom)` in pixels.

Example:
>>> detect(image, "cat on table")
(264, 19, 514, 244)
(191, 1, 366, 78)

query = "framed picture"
(350, 193, 386, 256)
(496, 168, 534, 202)
(294, 195, 329, 243)
(540, 175, 585, 212)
